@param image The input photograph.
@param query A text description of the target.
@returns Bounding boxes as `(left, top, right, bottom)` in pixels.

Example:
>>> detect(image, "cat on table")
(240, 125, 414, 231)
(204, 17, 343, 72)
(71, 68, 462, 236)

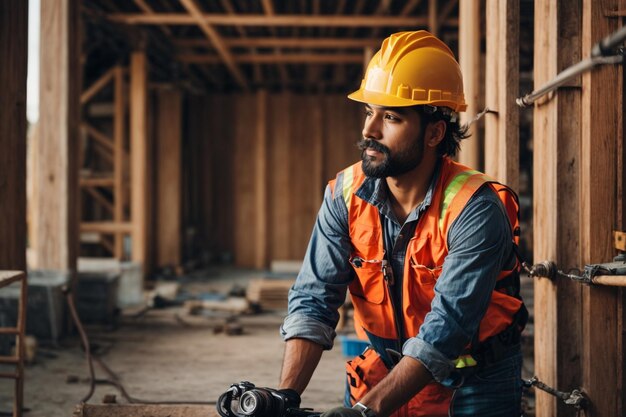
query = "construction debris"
(246, 278, 295, 311)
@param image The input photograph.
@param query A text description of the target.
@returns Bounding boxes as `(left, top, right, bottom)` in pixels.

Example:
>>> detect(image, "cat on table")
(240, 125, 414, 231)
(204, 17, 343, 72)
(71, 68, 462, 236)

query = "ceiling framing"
(82, 0, 461, 93)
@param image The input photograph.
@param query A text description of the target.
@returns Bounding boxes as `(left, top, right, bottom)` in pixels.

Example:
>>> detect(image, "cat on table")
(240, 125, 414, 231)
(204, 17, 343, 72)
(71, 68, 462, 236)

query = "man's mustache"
(357, 139, 390, 154)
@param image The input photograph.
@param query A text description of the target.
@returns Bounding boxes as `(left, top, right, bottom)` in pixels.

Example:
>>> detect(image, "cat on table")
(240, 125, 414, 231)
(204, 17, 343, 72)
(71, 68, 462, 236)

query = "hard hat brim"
(348, 89, 467, 112)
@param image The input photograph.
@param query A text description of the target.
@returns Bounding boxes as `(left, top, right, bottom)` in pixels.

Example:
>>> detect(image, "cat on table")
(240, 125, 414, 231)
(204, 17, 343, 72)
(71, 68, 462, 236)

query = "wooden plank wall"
(580, 0, 622, 415)
(0, 0, 27, 270)
(186, 93, 362, 268)
(533, 1, 625, 416)
(32, 0, 80, 273)
(533, 1, 583, 416)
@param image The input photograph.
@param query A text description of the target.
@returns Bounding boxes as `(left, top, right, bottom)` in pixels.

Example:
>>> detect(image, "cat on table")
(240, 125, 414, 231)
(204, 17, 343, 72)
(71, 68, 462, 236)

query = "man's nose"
(362, 115, 382, 140)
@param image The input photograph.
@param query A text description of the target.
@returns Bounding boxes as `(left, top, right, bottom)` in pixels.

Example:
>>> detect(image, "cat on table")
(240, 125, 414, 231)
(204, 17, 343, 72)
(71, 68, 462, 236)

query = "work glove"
(320, 406, 363, 417)
(278, 388, 301, 408)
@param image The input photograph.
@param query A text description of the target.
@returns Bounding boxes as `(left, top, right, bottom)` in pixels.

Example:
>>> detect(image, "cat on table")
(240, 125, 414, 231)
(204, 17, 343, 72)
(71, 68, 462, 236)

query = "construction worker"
(278, 31, 527, 417)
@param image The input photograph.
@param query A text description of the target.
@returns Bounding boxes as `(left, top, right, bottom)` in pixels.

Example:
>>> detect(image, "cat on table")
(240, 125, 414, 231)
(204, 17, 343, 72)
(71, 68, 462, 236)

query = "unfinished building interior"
(1, 0, 625, 416)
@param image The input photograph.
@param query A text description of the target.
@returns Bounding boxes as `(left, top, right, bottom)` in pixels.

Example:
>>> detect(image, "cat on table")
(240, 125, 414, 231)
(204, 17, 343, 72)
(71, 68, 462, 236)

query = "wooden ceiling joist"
(109, 14, 454, 28)
(81, 67, 115, 104)
(178, 53, 363, 64)
(174, 37, 384, 49)
(179, 0, 248, 89)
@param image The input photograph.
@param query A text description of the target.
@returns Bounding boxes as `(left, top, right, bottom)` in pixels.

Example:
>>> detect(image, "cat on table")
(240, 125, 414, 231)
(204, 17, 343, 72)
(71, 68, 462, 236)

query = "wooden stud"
(130, 52, 149, 272)
(580, 0, 622, 415)
(457, 0, 482, 169)
(113, 66, 125, 259)
(177, 53, 363, 64)
(428, 0, 438, 36)
(255, 91, 268, 269)
(484, 0, 519, 191)
(33, 0, 80, 272)
(174, 37, 383, 49)
(84, 187, 114, 213)
(155, 89, 183, 268)
(0, 0, 27, 272)
(82, 122, 114, 151)
(532, 1, 584, 416)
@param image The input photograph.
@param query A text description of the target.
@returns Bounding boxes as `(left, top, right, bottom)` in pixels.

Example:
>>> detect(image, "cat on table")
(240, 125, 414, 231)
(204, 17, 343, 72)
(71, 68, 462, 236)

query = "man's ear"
(425, 120, 446, 149)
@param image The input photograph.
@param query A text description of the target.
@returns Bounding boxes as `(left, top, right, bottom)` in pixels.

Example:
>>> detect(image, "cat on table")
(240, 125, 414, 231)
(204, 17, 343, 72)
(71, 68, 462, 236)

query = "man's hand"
(320, 407, 362, 417)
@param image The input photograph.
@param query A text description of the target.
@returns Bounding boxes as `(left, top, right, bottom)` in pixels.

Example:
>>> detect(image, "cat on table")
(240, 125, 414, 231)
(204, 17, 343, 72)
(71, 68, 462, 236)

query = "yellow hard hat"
(348, 30, 467, 112)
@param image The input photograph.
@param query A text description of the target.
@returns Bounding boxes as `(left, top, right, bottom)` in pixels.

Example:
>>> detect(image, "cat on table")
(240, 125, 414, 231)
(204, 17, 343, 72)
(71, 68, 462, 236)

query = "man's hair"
(414, 106, 471, 157)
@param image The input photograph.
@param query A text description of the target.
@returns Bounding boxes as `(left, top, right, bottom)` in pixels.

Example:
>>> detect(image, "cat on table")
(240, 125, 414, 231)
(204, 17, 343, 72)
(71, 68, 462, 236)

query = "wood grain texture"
(33, 0, 80, 272)
(0, 1, 27, 271)
(255, 90, 268, 269)
(130, 52, 149, 271)
(484, 0, 519, 191)
(458, 0, 482, 169)
(532, 2, 584, 416)
(155, 89, 182, 267)
(580, 0, 622, 415)
(113, 66, 125, 258)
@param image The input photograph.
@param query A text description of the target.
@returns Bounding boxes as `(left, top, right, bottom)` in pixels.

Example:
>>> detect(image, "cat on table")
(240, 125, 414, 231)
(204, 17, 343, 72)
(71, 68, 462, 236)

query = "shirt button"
(398, 234, 404, 239)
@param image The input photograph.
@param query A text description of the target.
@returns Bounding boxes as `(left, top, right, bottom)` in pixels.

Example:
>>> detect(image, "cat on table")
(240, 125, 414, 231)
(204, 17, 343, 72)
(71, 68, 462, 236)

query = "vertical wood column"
(34, 0, 80, 272)
(130, 52, 150, 275)
(155, 89, 182, 268)
(533, 1, 583, 416)
(0, 1, 27, 270)
(255, 90, 268, 269)
(580, 1, 622, 415)
(458, 0, 482, 169)
(484, 0, 519, 191)
(113, 66, 126, 259)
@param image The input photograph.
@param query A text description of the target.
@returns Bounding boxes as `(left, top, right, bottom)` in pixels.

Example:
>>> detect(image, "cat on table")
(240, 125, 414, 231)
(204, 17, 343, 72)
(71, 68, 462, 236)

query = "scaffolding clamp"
(523, 376, 587, 409)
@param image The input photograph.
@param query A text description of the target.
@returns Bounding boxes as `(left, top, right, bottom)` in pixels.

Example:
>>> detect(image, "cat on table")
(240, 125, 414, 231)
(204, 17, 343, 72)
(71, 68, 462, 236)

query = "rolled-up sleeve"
(280, 182, 354, 350)
(402, 187, 514, 382)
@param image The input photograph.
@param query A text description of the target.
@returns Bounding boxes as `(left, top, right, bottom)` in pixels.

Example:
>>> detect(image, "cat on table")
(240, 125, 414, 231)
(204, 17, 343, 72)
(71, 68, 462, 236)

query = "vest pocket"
(408, 259, 442, 287)
(349, 262, 385, 304)
(345, 347, 388, 404)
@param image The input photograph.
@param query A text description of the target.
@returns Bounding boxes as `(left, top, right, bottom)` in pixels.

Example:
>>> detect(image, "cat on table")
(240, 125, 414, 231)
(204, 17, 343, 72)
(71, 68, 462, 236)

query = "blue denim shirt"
(280, 160, 515, 382)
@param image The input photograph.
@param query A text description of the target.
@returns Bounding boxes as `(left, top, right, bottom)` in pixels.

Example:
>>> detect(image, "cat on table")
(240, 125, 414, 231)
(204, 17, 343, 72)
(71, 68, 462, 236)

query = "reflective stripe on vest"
(342, 165, 355, 208)
(439, 170, 491, 231)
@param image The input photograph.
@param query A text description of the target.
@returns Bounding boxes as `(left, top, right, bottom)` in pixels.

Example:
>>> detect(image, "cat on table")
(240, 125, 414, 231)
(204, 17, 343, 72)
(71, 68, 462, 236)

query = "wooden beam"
(178, 53, 363, 64)
(79, 176, 114, 187)
(532, 1, 583, 416)
(155, 89, 182, 268)
(255, 91, 268, 269)
(581, 0, 622, 415)
(179, 0, 247, 89)
(0, 0, 27, 271)
(175, 37, 385, 49)
(33, 0, 80, 272)
(80, 222, 133, 233)
(113, 66, 125, 259)
(457, 0, 482, 169)
(84, 187, 114, 213)
(80, 67, 115, 105)
(400, 0, 423, 16)
(82, 122, 114, 151)
(428, 0, 438, 36)
(108, 14, 450, 27)
(484, 0, 519, 191)
(130, 52, 149, 270)
(438, 0, 459, 28)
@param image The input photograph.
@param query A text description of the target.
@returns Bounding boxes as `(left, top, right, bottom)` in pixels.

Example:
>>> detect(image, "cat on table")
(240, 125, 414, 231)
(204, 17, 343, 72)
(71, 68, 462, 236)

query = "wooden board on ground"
(246, 278, 295, 310)
(73, 403, 218, 417)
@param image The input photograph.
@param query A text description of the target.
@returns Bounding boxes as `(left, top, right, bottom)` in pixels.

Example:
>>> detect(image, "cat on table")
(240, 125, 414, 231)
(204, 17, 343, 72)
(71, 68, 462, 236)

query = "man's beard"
(357, 137, 424, 178)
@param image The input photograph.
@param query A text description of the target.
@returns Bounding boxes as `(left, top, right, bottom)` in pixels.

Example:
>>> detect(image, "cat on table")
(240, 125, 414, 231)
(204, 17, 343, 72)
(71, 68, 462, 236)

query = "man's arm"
(358, 356, 432, 416)
(279, 338, 324, 394)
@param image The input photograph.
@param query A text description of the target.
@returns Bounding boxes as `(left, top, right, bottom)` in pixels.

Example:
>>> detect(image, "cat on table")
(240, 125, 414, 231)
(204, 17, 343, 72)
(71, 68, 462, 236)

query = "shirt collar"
(354, 158, 443, 220)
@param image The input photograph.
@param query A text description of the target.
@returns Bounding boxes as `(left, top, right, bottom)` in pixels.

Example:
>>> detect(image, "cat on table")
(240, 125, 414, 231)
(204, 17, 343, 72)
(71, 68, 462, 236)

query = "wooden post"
(33, 0, 80, 272)
(0, 1, 27, 271)
(155, 89, 182, 268)
(255, 90, 268, 269)
(484, 0, 519, 191)
(130, 52, 149, 274)
(532, 1, 583, 416)
(114, 66, 126, 259)
(580, 0, 622, 415)
(428, 0, 438, 37)
(458, 0, 482, 169)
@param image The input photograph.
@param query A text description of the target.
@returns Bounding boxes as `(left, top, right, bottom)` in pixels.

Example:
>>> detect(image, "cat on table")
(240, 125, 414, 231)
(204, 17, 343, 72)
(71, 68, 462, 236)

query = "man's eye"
(364, 110, 373, 117)
(384, 113, 399, 121)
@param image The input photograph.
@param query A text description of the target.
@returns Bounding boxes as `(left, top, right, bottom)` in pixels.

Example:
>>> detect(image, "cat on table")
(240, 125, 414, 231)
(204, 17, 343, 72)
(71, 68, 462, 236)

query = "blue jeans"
(448, 348, 523, 417)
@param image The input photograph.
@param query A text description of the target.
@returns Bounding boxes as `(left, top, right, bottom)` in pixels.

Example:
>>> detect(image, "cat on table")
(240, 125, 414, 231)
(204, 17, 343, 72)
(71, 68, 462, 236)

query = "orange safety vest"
(330, 157, 524, 417)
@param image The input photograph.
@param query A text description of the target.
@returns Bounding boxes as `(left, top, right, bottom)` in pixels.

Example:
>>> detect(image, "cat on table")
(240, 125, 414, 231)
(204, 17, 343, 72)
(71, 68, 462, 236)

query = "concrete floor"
(0, 267, 535, 417)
